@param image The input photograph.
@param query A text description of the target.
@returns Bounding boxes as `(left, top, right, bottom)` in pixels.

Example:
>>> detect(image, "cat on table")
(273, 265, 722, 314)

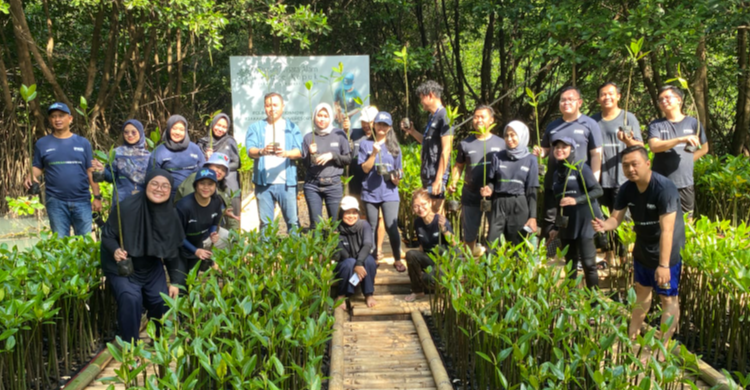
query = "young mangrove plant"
(20, 84, 39, 195)
(394, 44, 410, 128)
(621, 38, 649, 138)
(562, 160, 608, 249)
(525, 87, 545, 176)
(666, 64, 703, 153)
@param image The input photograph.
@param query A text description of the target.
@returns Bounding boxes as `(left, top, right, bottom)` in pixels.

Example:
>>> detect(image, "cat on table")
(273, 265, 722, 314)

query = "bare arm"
(693, 142, 709, 162)
(649, 137, 687, 153)
(598, 208, 627, 231)
(658, 211, 676, 267)
(361, 147, 378, 174)
(435, 135, 454, 186)
(87, 168, 101, 196)
(590, 147, 603, 181)
(404, 126, 423, 144)
(448, 162, 465, 191)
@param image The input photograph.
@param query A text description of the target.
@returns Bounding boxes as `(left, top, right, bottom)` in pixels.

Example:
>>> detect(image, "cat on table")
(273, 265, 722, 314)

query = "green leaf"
(271, 355, 284, 376)
(525, 87, 534, 99)
(476, 351, 493, 363)
(80, 96, 88, 111)
(27, 91, 37, 103)
(305, 80, 314, 90)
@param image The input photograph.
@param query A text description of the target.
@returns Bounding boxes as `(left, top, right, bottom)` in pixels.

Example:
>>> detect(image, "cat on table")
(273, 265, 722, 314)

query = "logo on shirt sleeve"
(646, 204, 656, 210)
(188, 219, 197, 224)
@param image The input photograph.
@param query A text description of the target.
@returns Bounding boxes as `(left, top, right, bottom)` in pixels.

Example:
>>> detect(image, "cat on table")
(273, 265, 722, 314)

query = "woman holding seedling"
(92, 119, 151, 202)
(149, 115, 206, 195)
(404, 189, 454, 302)
(481, 120, 539, 247)
(359, 112, 404, 271)
(302, 103, 351, 229)
(100, 169, 184, 344)
(170, 168, 224, 291)
(550, 136, 603, 290)
(332, 196, 378, 307)
(198, 113, 241, 218)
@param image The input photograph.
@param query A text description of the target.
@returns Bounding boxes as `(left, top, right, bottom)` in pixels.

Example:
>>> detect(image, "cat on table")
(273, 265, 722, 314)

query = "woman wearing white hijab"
(301, 103, 352, 229)
(480, 120, 540, 246)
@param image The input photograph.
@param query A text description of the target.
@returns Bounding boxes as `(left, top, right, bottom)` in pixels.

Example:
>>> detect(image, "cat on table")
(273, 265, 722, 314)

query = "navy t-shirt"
(301, 129, 351, 179)
(541, 115, 603, 188)
(175, 194, 223, 253)
(358, 140, 402, 203)
(552, 163, 602, 240)
(456, 134, 505, 205)
(648, 116, 707, 189)
(32, 134, 93, 202)
(488, 152, 539, 196)
(590, 110, 643, 188)
(614, 172, 685, 269)
(348, 128, 369, 195)
(421, 107, 454, 188)
(149, 143, 205, 195)
(414, 214, 454, 254)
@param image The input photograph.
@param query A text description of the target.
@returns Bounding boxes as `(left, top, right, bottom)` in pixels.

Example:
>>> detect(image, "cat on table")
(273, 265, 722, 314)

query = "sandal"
(393, 260, 406, 273)
(596, 261, 608, 270)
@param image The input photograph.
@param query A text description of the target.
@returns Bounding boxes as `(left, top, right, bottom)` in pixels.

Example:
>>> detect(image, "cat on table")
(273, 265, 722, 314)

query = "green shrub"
(694, 154, 750, 225)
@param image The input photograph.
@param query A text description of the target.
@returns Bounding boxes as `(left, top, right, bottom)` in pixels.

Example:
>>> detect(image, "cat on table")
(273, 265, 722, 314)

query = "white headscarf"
(313, 103, 335, 135)
(504, 120, 530, 160)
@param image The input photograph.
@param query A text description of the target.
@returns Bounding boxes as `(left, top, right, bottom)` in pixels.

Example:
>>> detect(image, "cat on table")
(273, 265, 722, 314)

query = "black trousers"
(561, 237, 599, 290)
(405, 250, 436, 294)
(542, 188, 557, 241)
(107, 265, 168, 343)
(487, 195, 529, 247)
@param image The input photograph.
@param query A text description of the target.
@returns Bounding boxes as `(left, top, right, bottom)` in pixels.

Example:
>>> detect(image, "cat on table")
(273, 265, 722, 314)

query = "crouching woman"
(333, 196, 378, 308)
(100, 170, 185, 343)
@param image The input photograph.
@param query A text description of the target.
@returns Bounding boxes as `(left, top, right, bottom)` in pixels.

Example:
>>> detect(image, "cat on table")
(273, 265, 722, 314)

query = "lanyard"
(423, 106, 445, 138)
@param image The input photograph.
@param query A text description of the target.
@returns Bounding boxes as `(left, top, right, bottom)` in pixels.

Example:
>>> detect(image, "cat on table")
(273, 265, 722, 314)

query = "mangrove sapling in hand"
(472, 123, 496, 214)
(259, 68, 280, 149)
(621, 38, 650, 140)
(204, 109, 222, 153)
(526, 87, 545, 176)
(302, 80, 319, 162)
(443, 107, 462, 212)
(394, 45, 411, 129)
(667, 64, 703, 153)
(98, 146, 133, 276)
(21, 84, 41, 195)
(564, 160, 608, 250)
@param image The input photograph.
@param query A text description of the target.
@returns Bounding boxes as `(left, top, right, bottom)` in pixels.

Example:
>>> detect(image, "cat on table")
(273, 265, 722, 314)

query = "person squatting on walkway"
(332, 196, 378, 308)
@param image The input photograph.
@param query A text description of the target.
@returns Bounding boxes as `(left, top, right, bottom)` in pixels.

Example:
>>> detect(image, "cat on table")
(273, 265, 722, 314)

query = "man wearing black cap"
(24, 102, 102, 237)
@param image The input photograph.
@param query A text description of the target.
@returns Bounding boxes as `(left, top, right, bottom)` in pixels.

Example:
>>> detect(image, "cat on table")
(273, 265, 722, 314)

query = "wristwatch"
(94, 194, 103, 200)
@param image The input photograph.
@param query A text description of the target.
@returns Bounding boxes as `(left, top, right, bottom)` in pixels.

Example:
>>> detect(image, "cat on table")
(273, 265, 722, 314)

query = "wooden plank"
(412, 311, 453, 390)
(329, 305, 346, 390)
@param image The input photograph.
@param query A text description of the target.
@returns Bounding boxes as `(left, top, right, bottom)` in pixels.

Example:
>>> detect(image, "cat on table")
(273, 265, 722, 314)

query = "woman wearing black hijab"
(333, 196, 378, 307)
(149, 115, 206, 195)
(198, 113, 241, 216)
(100, 169, 185, 343)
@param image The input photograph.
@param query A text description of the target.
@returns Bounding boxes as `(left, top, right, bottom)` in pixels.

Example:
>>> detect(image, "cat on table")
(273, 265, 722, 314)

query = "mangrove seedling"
(556, 172, 570, 229)
(303, 80, 320, 162)
(444, 106, 462, 211)
(21, 84, 40, 195)
(525, 87, 545, 176)
(667, 64, 703, 153)
(258, 67, 280, 149)
(394, 45, 410, 128)
(621, 38, 650, 139)
(204, 109, 222, 151)
(375, 143, 389, 176)
(97, 146, 133, 276)
(472, 123, 496, 213)
(563, 160, 608, 249)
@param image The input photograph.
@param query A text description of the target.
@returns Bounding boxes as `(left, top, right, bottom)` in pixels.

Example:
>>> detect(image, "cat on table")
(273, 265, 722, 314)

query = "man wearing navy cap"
(24, 102, 101, 237)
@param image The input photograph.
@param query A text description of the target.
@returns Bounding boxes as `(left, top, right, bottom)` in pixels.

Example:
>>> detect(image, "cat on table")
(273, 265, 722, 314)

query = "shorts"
(678, 186, 694, 217)
(633, 259, 682, 297)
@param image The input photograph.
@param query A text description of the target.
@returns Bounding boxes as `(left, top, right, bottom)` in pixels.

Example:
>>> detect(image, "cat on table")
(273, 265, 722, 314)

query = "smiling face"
(196, 179, 217, 199)
(206, 164, 227, 181)
(170, 122, 186, 143)
(472, 108, 494, 132)
(553, 142, 572, 161)
(212, 118, 228, 138)
(361, 121, 373, 137)
(146, 176, 172, 203)
(505, 127, 519, 149)
(374, 122, 391, 138)
(559, 89, 582, 116)
(49, 111, 73, 132)
(597, 84, 621, 110)
(342, 209, 359, 226)
(123, 124, 140, 145)
(419, 92, 438, 113)
(315, 108, 331, 129)
(658, 89, 683, 114)
(264, 96, 284, 122)
(412, 196, 432, 218)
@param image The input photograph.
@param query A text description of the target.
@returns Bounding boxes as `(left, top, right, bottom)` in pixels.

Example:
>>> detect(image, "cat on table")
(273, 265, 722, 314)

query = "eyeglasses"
(658, 96, 677, 103)
(148, 182, 172, 191)
(123, 131, 139, 136)
(413, 202, 430, 210)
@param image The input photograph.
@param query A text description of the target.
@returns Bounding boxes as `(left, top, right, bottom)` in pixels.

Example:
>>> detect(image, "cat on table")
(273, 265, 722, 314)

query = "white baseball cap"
(340, 196, 359, 211)
(359, 106, 379, 123)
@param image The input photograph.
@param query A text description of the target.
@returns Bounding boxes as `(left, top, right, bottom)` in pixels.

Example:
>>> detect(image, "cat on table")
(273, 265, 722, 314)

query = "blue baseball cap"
(550, 134, 576, 147)
(374, 111, 393, 126)
(47, 102, 71, 115)
(193, 168, 218, 187)
(343, 72, 355, 87)
(204, 152, 230, 169)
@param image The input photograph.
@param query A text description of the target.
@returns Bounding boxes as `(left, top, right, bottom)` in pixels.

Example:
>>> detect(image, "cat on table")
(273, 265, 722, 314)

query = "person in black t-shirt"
(332, 196, 378, 308)
(404, 189, 454, 302)
(400, 80, 454, 212)
(593, 146, 685, 343)
(171, 168, 224, 289)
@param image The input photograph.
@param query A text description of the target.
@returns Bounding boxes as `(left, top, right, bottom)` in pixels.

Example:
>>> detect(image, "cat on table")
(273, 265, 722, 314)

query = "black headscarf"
(107, 169, 185, 259)
(336, 212, 372, 265)
(553, 137, 578, 186)
(164, 115, 190, 152)
(206, 113, 232, 150)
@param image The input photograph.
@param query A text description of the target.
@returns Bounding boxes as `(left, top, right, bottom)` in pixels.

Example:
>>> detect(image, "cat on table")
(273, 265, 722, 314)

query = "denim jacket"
(245, 118, 303, 187)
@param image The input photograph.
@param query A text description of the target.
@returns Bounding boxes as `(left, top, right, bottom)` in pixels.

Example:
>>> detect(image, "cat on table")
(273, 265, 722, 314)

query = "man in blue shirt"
(25, 102, 102, 237)
(245, 92, 303, 232)
(593, 146, 685, 345)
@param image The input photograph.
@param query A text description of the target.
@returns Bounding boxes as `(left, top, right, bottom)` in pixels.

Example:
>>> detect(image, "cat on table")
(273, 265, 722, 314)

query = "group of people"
(24, 77, 706, 344)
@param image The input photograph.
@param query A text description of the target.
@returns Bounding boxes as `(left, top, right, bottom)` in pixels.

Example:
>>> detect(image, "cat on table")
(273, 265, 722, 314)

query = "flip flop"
(393, 261, 406, 273)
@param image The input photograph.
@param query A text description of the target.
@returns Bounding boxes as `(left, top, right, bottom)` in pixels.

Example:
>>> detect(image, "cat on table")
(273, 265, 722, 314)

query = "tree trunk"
(8, 0, 46, 133)
(247, 19, 254, 55)
(692, 36, 710, 141)
(42, 0, 54, 66)
(84, 4, 106, 100)
(174, 29, 183, 113)
(637, 56, 661, 116)
(0, 46, 15, 119)
(129, 27, 157, 118)
(9, 0, 72, 110)
(498, 20, 511, 123)
(479, 12, 495, 104)
(732, 28, 750, 155)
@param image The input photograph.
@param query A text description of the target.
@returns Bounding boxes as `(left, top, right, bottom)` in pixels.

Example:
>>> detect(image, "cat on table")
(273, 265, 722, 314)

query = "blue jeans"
(255, 183, 299, 232)
(46, 196, 92, 237)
